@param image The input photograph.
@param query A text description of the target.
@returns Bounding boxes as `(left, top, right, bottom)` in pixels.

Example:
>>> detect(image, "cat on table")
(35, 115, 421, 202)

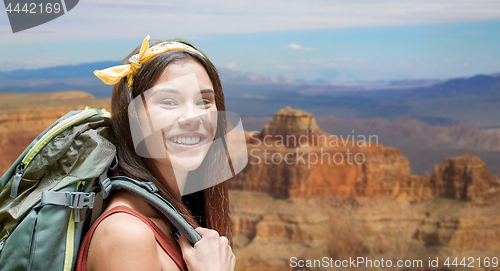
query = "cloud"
(226, 63, 238, 69)
(283, 43, 318, 51)
(2, 0, 499, 43)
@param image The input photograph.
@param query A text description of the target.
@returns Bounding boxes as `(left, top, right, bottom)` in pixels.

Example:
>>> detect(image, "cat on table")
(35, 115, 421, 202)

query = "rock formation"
(427, 155, 500, 203)
(232, 107, 500, 204)
(259, 106, 324, 147)
(229, 107, 500, 270)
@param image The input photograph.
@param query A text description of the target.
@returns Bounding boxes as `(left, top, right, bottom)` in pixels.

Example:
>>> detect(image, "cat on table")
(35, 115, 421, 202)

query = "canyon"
(1, 92, 499, 270)
(229, 106, 500, 270)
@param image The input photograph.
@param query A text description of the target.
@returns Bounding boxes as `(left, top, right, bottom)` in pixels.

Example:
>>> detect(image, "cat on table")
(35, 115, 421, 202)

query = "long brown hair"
(109, 38, 232, 245)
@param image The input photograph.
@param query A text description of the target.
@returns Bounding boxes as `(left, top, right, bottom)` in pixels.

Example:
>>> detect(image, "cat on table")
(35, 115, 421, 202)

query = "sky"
(0, 0, 499, 82)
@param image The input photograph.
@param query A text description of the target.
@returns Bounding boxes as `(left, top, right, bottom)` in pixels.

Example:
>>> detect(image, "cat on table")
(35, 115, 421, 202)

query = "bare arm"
(86, 213, 166, 271)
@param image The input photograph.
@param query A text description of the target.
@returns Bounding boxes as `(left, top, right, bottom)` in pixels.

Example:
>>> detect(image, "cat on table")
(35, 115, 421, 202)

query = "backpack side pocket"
(0, 209, 38, 270)
(29, 204, 74, 271)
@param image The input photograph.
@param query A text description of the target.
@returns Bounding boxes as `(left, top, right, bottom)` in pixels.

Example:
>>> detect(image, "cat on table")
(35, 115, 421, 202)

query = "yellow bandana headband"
(93, 35, 204, 96)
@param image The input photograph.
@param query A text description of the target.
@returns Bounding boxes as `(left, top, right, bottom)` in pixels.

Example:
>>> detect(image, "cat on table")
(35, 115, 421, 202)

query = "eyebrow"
(200, 89, 215, 94)
(151, 88, 215, 96)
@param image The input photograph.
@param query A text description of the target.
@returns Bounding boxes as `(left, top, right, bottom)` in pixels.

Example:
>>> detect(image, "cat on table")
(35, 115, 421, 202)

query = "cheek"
(148, 106, 178, 131)
(206, 108, 218, 138)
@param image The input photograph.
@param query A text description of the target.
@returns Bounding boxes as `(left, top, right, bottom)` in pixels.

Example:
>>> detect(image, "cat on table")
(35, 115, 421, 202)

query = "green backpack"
(0, 106, 201, 271)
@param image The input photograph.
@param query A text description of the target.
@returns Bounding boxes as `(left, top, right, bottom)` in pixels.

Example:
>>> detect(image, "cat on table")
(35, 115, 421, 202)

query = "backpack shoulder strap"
(105, 176, 202, 246)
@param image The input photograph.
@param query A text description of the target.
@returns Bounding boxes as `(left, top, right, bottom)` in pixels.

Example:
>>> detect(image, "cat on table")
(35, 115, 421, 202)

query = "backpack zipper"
(9, 162, 25, 198)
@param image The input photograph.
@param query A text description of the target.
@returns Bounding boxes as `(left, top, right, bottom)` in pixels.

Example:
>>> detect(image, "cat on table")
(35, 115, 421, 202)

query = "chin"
(174, 164, 202, 172)
(168, 146, 211, 169)
(152, 156, 203, 172)
(174, 158, 205, 171)
(170, 153, 206, 171)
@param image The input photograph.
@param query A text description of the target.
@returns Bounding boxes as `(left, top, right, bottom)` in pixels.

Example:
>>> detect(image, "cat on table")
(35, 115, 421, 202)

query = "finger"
(226, 246, 234, 264)
(176, 234, 193, 252)
(230, 253, 236, 270)
(220, 236, 229, 245)
(196, 227, 219, 239)
(194, 227, 212, 235)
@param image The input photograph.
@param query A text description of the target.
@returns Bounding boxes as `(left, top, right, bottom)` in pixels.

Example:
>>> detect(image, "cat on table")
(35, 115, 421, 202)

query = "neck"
(153, 160, 187, 201)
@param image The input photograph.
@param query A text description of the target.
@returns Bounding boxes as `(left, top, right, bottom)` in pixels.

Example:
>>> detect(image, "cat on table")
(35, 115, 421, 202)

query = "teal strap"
(109, 176, 158, 194)
(91, 192, 103, 226)
(91, 171, 109, 226)
(108, 177, 201, 246)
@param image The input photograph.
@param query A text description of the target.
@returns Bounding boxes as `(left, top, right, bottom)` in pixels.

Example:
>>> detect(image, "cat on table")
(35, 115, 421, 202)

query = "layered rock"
(259, 106, 326, 147)
(230, 190, 330, 271)
(428, 154, 500, 203)
(230, 191, 500, 271)
(415, 214, 500, 250)
(233, 107, 500, 204)
(229, 107, 500, 271)
(234, 107, 413, 198)
(232, 137, 412, 198)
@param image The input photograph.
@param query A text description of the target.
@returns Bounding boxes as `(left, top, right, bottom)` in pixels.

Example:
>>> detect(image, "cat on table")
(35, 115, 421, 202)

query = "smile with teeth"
(168, 136, 202, 145)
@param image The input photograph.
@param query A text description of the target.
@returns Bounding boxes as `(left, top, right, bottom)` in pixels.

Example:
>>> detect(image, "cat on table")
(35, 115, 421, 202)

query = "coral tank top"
(75, 205, 187, 271)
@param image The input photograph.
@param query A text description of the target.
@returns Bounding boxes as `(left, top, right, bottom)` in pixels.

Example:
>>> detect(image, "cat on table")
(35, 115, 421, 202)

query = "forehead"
(155, 59, 213, 87)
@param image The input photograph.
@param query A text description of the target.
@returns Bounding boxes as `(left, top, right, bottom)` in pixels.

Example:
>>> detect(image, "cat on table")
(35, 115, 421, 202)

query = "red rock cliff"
(231, 107, 500, 204)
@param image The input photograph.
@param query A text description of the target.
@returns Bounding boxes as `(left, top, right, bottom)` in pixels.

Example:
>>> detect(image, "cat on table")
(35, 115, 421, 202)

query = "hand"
(177, 227, 236, 271)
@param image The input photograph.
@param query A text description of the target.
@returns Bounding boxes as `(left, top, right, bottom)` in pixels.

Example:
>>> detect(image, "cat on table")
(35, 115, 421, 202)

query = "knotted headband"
(93, 35, 205, 96)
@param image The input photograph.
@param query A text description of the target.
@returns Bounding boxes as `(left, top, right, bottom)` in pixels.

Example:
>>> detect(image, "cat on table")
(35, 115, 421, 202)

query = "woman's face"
(138, 59, 218, 172)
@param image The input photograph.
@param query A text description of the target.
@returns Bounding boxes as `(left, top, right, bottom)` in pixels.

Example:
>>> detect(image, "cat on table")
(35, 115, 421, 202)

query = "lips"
(165, 132, 208, 151)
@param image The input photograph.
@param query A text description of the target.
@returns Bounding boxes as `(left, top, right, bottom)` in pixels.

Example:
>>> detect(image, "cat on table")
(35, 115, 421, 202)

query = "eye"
(197, 99, 213, 106)
(160, 99, 177, 106)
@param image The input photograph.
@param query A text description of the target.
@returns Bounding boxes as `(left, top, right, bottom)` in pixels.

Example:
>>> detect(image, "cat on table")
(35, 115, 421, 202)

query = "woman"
(75, 36, 235, 271)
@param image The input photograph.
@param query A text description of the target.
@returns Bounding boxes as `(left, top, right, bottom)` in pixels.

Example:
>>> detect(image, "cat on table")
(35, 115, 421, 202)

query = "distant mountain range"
(411, 74, 500, 97)
(0, 61, 120, 80)
(0, 60, 442, 88)
(0, 60, 455, 95)
(1, 60, 496, 92)
(0, 61, 498, 128)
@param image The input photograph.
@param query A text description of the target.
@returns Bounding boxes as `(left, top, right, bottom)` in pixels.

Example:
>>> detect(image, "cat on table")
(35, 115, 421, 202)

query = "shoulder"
(87, 210, 161, 271)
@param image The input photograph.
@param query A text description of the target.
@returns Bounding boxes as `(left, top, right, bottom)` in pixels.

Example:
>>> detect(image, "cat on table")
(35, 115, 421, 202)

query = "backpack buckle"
(40, 191, 95, 223)
(68, 192, 95, 223)
(99, 171, 112, 199)
(68, 192, 95, 209)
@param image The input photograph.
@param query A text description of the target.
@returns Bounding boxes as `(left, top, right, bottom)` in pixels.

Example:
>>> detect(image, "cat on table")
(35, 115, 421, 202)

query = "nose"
(178, 104, 203, 127)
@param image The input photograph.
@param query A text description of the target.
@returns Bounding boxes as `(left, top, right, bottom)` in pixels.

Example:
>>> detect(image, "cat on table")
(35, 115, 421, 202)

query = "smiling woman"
(75, 36, 235, 271)
(134, 64, 220, 195)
